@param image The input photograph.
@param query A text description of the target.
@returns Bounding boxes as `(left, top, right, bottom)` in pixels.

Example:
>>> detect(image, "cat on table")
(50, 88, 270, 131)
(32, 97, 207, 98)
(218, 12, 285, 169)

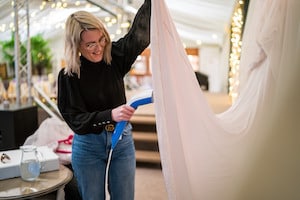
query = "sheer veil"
(150, 0, 300, 199)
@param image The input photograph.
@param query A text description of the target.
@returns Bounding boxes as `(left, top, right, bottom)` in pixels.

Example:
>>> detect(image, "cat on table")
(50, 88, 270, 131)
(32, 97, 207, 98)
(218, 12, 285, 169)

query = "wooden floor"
(130, 113, 161, 165)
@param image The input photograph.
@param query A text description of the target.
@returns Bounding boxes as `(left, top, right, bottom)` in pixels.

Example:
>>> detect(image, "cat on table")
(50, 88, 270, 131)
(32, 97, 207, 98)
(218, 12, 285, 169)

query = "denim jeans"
(71, 123, 135, 200)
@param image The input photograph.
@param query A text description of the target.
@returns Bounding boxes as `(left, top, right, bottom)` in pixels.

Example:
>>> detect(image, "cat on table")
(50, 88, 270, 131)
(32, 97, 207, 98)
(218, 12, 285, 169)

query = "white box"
(0, 146, 59, 180)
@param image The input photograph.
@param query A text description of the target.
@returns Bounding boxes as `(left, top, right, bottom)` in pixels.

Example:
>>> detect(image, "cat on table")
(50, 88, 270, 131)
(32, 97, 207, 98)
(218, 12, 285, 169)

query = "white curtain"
(150, 0, 300, 199)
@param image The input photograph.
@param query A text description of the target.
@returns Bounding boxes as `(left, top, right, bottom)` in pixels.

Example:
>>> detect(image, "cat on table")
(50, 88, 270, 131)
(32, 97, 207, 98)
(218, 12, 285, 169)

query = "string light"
(0, 0, 131, 37)
(228, 0, 247, 103)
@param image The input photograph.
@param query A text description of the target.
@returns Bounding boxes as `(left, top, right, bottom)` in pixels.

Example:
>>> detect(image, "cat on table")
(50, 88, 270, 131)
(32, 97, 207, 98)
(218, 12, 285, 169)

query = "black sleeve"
(112, 0, 151, 76)
(57, 69, 113, 135)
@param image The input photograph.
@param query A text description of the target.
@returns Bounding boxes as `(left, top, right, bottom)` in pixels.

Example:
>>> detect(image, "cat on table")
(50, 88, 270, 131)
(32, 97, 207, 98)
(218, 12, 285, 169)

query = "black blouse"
(57, 0, 151, 135)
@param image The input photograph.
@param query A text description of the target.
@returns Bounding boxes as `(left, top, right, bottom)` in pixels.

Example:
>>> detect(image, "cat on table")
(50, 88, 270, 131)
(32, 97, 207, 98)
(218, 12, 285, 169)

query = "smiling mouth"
(93, 51, 102, 55)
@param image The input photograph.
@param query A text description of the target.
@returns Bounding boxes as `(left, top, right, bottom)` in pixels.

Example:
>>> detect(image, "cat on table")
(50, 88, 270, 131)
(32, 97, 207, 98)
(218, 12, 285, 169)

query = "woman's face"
(79, 29, 107, 63)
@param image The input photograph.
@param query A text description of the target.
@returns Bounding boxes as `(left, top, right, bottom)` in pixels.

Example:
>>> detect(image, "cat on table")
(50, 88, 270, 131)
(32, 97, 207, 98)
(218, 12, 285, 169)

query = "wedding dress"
(150, 0, 300, 199)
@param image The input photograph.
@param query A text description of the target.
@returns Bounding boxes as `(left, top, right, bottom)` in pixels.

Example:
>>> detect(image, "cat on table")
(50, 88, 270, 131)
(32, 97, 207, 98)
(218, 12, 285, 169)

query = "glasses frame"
(81, 36, 107, 51)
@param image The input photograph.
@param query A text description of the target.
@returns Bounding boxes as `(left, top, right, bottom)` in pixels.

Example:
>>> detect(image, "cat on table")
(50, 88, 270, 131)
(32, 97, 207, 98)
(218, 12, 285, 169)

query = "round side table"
(0, 165, 73, 200)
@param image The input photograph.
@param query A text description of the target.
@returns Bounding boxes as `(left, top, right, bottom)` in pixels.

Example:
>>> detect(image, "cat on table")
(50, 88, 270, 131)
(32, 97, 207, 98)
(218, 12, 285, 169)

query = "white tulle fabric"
(150, 0, 300, 199)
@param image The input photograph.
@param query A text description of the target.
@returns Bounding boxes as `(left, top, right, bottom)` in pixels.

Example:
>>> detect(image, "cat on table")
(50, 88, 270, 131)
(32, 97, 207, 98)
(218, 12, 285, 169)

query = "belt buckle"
(105, 124, 115, 132)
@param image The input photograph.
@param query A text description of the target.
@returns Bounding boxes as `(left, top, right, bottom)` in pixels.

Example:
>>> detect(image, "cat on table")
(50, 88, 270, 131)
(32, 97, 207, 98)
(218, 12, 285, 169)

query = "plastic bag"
(24, 117, 73, 165)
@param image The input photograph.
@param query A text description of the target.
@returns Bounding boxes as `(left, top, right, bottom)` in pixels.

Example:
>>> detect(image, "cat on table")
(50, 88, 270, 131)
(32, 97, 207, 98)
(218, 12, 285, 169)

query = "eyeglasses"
(83, 36, 107, 51)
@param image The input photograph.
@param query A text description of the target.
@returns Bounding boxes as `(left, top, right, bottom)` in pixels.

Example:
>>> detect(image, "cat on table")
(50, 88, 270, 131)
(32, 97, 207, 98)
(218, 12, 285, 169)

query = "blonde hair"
(64, 11, 112, 77)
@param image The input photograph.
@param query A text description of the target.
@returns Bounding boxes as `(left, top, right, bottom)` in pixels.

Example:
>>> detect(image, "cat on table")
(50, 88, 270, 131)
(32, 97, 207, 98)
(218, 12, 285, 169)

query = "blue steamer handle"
(111, 91, 153, 150)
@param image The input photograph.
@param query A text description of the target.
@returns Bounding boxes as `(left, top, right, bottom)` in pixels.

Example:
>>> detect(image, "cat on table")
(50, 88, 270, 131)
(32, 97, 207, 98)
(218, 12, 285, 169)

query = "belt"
(105, 124, 115, 132)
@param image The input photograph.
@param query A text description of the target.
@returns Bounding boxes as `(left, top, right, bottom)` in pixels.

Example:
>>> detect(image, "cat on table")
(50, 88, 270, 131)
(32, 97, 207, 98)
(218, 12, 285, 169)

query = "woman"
(57, 0, 151, 199)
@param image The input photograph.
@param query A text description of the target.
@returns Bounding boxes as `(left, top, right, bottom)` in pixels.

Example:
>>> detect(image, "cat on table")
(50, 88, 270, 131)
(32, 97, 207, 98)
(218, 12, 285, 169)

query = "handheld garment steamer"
(105, 90, 154, 195)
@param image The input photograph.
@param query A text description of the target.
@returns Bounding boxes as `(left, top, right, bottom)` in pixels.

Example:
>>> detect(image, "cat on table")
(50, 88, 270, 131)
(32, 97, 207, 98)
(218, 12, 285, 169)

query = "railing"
(32, 83, 61, 119)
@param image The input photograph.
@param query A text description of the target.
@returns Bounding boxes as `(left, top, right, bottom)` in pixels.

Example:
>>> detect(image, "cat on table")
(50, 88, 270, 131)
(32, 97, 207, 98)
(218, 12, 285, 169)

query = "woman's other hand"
(112, 104, 135, 122)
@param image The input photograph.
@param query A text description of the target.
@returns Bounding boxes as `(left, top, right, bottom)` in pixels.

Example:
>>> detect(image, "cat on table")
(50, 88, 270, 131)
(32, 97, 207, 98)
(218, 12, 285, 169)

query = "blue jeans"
(71, 123, 135, 200)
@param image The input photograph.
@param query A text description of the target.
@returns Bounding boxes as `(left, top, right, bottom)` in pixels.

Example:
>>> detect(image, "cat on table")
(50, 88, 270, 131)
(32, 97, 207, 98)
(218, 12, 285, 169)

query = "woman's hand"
(112, 104, 135, 122)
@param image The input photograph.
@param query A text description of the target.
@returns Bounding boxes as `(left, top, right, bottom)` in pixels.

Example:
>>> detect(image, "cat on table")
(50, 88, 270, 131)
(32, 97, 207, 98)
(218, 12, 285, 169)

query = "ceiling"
(0, 0, 235, 47)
